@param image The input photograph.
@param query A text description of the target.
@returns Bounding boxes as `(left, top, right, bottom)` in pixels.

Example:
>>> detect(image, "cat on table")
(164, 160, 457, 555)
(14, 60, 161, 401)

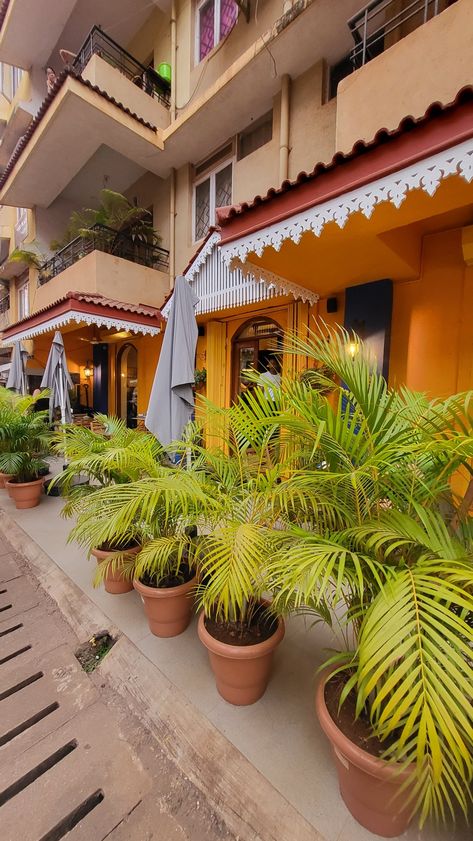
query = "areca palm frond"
(357, 558, 473, 824)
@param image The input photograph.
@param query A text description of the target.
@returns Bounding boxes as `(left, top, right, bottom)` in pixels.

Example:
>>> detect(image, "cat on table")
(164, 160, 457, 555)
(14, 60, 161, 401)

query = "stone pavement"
(0, 543, 235, 841)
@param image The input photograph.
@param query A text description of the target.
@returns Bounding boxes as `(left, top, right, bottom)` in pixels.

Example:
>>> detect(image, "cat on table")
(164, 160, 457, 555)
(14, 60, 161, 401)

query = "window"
(194, 159, 232, 241)
(17, 276, 29, 320)
(11, 66, 23, 97)
(196, 0, 238, 62)
(14, 207, 28, 247)
(237, 111, 273, 160)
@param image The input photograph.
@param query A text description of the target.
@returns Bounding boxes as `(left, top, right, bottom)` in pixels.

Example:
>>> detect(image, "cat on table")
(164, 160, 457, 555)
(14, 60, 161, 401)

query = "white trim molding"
(220, 138, 473, 266)
(5, 310, 161, 344)
(162, 233, 317, 319)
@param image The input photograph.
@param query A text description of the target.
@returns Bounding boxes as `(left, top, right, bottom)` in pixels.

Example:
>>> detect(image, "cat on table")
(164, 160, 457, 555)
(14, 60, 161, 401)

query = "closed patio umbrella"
(146, 275, 199, 448)
(40, 331, 73, 425)
(6, 342, 28, 394)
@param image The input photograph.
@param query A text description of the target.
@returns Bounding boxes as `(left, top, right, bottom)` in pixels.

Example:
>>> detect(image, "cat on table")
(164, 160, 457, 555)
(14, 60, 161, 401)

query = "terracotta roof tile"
(218, 86, 473, 226)
(5, 289, 164, 334)
(0, 68, 158, 189)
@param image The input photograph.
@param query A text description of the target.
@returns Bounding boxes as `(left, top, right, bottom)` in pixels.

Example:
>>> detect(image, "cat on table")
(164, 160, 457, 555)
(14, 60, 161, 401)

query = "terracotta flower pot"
(133, 575, 196, 637)
(91, 545, 139, 594)
(5, 477, 43, 509)
(315, 669, 413, 837)
(198, 611, 285, 706)
(0, 471, 13, 489)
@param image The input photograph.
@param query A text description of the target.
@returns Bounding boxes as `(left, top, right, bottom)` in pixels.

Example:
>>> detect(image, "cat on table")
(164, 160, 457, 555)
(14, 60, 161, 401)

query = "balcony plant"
(0, 391, 51, 508)
(54, 416, 165, 594)
(246, 327, 473, 835)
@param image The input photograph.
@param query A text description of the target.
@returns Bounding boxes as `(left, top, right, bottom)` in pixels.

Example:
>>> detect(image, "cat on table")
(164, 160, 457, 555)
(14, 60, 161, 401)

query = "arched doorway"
(231, 317, 283, 401)
(116, 343, 138, 427)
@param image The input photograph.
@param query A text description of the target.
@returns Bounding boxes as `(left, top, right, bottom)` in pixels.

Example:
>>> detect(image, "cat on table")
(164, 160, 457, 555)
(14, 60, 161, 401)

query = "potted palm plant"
(188, 399, 287, 706)
(0, 392, 51, 508)
(56, 416, 164, 594)
(69, 460, 206, 632)
(249, 327, 473, 836)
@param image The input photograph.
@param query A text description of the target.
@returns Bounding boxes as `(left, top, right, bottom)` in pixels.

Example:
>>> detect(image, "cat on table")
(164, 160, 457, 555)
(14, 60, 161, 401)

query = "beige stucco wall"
(81, 54, 170, 130)
(336, 0, 472, 152)
(174, 163, 193, 275)
(125, 171, 171, 254)
(288, 62, 337, 177)
(33, 250, 170, 312)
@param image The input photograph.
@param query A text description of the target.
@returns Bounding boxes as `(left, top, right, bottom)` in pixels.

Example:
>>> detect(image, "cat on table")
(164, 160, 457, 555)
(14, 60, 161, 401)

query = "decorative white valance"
(4, 309, 161, 344)
(162, 232, 317, 319)
(220, 138, 473, 266)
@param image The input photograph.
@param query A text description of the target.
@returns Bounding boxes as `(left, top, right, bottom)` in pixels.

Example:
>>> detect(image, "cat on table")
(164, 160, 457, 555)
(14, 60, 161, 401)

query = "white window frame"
(193, 157, 234, 243)
(17, 277, 29, 320)
(195, 0, 236, 64)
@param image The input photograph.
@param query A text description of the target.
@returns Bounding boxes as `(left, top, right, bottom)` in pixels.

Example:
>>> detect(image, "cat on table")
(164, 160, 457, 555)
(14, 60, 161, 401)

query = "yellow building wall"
(390, 227, 470, 398)
(288, 63, 337, 179)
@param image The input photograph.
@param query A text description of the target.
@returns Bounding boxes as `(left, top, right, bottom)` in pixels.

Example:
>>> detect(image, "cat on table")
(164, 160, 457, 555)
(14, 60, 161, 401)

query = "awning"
(2, 290, 164, 344)
(218, 88, 473, 280)
(162, 229, 318, 320)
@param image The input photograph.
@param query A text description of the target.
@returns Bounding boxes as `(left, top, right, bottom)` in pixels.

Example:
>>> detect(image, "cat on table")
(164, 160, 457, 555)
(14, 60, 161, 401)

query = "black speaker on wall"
(198, 325, 205, 337)
(326, 297, 338, 313)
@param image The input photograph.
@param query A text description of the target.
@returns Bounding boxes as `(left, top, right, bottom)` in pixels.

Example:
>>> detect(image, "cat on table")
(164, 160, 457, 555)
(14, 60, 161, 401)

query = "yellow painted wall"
(390, 227, 470, 398)
(336, 0, 472, 151)
(125, 171, 171, 256)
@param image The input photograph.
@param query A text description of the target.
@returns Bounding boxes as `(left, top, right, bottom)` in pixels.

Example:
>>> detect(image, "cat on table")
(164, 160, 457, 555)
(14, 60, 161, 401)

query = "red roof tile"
(218, 86, 473, 232)
(4, 290, 164, 335)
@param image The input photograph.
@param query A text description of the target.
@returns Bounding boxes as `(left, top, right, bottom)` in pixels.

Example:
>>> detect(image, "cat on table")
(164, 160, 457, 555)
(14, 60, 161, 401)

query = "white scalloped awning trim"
(221, 138, 473, 266)
(4, 309, 161, 343)
(162, 233, 317, 319)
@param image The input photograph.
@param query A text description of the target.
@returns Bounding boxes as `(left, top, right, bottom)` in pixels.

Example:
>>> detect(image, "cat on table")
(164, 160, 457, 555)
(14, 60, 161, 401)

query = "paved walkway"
(0, 543, 235, 841)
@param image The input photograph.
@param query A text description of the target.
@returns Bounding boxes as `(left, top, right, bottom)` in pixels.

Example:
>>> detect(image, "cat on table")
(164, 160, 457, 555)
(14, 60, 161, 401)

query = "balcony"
(38, 224, 169, 287)
(336, 0, 468, 151)
(34, 236, 170, 315)
(348, 0, 456, 67)
(73, 27, 170, 110)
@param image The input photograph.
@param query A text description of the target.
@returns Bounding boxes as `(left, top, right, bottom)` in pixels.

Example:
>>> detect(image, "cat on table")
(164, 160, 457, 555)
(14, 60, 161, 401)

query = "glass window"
(197, 0, 238, 62)
(194, 161, 232, 241)
(17, 279, 29, 320)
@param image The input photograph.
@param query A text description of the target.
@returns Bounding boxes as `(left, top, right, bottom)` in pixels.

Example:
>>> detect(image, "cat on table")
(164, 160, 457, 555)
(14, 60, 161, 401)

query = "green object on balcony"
(157, 62, 171, 83)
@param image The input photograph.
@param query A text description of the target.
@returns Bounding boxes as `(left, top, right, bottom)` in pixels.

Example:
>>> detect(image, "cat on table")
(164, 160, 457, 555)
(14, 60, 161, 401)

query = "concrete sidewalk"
(0, 541, 235, 841)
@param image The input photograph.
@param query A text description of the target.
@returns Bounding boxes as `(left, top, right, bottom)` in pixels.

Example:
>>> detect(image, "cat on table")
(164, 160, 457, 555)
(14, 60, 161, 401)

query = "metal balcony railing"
(73, 25, 171, 109)
(0, 293, 9, 313)
(37, 224, 170, 287)
(348, 0, 455, 67)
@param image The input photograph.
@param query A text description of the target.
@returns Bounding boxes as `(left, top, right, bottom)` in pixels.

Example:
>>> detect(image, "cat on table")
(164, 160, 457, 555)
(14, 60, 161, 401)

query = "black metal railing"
(348, 0, 455, 67)
(0, 294, 9, 313)
(73, 25, 171, 109)
(37, 224, 170, 286)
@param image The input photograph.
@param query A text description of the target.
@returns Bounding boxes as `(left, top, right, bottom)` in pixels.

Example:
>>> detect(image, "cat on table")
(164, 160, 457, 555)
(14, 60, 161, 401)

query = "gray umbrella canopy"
(40, 331, 73, 424)
(146, 276, 199, 447)
(6, 342, 28, 394)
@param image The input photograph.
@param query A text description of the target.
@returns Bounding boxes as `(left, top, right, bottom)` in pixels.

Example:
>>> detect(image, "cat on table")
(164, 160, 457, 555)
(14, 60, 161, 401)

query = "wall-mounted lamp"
(347, 340, 360, 360)
(84, 361, 93, 379)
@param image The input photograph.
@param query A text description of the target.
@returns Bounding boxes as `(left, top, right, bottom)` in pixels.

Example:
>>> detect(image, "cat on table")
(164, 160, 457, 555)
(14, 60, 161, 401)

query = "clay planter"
(0, 472, 13, 489)
(315, 669, 412, 837)
(6, 477, 43, 509)
(133, 575, 196, 637)
(198, 611, 285, 706)
(91, 545, 139, 595)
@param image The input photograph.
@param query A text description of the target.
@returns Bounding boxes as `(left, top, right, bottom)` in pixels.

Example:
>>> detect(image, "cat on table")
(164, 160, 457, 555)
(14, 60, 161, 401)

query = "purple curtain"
(199, 1, 215, 61)
(220, 0, 238, 38)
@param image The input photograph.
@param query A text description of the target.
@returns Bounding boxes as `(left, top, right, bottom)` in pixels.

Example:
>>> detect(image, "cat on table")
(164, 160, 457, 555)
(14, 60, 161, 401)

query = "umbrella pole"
(57, 362, 68, 467)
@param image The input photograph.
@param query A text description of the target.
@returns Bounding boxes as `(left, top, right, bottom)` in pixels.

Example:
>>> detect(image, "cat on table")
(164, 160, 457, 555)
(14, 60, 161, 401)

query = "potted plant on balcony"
(0, 393, 51, 508)
(55, 415, 165, 593)
(255, 327, 473, 836)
